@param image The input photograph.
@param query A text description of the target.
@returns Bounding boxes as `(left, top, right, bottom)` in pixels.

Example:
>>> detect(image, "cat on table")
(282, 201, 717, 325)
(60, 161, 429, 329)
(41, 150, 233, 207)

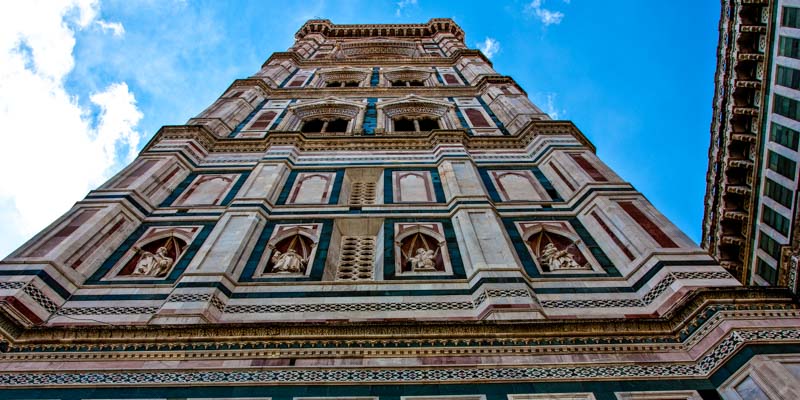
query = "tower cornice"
(294, 18, 465, 41)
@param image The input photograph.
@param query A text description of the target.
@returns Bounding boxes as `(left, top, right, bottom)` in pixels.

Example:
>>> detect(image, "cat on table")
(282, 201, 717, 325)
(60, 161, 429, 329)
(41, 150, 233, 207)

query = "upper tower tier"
(275, 18, 477, 65)
(294, 18, 465, 41)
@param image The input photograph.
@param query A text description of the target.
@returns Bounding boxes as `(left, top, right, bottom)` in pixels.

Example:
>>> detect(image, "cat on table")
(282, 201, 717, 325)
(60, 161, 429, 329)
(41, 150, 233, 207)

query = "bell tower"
(0, 17, 799, 400)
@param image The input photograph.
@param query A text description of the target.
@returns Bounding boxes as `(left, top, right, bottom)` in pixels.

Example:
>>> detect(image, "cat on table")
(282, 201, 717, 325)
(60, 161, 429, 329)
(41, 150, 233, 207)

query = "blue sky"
(0, 0, 720, 257)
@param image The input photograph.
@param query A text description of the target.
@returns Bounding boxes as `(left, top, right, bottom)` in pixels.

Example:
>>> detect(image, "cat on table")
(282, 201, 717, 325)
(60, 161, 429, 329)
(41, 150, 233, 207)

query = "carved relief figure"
(118, 234, 188, 278)
(539, 242, 583, 270)
(132, 246, 174, 276)
(399, 230, 444, 273)
(408, 248, 436, 271)
(270, 249, 308, 274)
(523, 225, 590, 272)
(265, 230, 318, 275)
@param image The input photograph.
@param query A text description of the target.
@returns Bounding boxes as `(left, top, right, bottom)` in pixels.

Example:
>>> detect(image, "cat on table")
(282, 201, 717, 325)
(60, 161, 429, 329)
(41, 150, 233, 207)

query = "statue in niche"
(400, 231, 443, 272)
(131, 246, 174, 277)
(270, 248, 308, 274)
(267, 233, 315, 274)
(408, 248, 436, 272)
(122, 235, 186, 278)
(539, 242, 583, 270)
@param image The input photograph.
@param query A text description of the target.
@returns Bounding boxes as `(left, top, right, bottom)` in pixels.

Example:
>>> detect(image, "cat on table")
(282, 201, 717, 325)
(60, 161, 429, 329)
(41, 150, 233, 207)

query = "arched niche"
(316, 67, 371, 87)
(288, 172, 336, 204)
(260, 224, 322, 277)
(174, 174, 238, 206)
(393, 223, 452, 276)
(112, 227, 197, 279)
(491, 170, 548, 201)
(519, 224, 592, 272)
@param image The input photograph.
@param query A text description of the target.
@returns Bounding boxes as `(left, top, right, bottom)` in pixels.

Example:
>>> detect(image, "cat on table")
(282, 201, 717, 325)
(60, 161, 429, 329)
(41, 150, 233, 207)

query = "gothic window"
(391, 79, 425, 87)
(247, 111, 277, 130)
(300, 118, 351, 133)
(300, 119, 325, 132)
(326, 118, 349, 132)
(326, 80, 360, 87)
(465, 108, 491, 127)
(393, 118, 415, 131)
(392, 117, 440, 132)
(417, 117, 440, 130)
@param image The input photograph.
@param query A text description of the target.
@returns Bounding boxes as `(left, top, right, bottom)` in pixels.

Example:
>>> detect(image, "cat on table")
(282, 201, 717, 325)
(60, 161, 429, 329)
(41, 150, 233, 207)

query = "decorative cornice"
(1, 287, 793, 349)
(294, 18, 465, 41)
(144, 119, 595, 154)
(260, 48, 491, 70)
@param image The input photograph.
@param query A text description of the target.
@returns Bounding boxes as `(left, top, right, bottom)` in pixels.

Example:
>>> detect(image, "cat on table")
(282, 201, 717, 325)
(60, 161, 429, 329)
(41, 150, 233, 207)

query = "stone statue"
(270, 249, 307, 274)
(132, 246, 173, 277)
(540, 242, 583, 270)
(408, 248, 437, 272)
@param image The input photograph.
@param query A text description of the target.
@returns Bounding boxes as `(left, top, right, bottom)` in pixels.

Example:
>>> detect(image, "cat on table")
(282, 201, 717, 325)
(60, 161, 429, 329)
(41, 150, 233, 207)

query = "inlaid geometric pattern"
(224, 301, 475, 314)
(57, 306, 160, 316)
(349, 182, 376, 205)
(0, 328, 797, 386)
(335, 236, 376, 281)
(541, 271, 734, 309)
(474, 289, 532, 306)
(0, 281, 26, 290)
(22, 284, 59, 313)
(168, 293, 213, 303)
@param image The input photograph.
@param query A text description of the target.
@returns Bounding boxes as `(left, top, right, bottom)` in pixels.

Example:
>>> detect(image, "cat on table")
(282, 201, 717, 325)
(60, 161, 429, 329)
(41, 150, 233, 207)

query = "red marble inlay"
(465, 108, 491, 127)
(617, 201, 678, 248)
(549, 162, 576, 191)
(70, 218, 127, 270)
(569, 153, 608, 182)
(590, 211, 635, 261)
(249, 111, 277, 130)
(28, 209, 98, 257)
(115, 159, 158, 188)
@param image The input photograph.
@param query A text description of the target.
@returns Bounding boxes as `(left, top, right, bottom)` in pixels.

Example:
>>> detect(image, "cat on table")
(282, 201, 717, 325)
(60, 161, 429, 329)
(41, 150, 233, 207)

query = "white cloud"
(525, 0, 565, 26)
(395, 0, 418, 16)
(0, 1, 142, 258)
(476, 37, 500, 58)
(534, 93, 566, 119)
(96, 20, 124, 36)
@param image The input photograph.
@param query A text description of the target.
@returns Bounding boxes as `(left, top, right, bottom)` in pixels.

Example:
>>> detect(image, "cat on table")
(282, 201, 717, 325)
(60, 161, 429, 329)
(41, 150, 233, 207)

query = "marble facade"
(0, 18, 797, 399)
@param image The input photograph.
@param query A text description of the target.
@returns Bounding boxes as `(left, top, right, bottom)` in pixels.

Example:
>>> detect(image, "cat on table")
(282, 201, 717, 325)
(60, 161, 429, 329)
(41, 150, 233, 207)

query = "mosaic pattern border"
(0, 328, 797, 386)
(540, 271, 733, 309)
